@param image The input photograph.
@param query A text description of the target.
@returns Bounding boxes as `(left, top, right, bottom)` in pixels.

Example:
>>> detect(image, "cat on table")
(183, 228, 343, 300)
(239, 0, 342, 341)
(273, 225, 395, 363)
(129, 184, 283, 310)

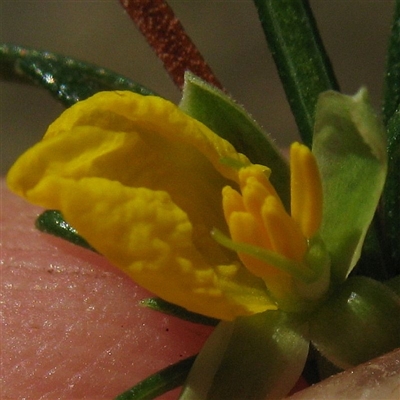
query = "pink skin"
(2, 179, 398, 399)
(1, 179, 213, 399)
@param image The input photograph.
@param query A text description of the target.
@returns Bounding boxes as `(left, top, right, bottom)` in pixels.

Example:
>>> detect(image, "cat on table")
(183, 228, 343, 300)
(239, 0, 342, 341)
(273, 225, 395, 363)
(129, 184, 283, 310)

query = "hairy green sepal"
(312, 89, 387, 283)
(179, 311, 308, 400)
(179, 72, 290, 210)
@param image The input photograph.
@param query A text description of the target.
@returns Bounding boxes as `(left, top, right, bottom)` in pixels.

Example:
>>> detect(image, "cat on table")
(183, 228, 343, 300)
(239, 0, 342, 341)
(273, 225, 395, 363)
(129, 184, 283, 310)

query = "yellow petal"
(45, 91, 250, 183)
(7, 92, 276, 320)
(9, 122, 232, 266)
(32, 176, 276, 319)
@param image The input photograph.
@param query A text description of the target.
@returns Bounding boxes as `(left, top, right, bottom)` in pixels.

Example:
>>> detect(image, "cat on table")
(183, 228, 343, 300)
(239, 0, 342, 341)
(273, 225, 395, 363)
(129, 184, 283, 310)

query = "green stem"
(253, 0, 339, 146)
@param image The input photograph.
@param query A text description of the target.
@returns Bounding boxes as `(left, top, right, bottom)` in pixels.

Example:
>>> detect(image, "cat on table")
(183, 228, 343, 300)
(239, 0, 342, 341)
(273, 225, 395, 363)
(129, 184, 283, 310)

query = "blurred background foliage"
(0, 0, 395, 174)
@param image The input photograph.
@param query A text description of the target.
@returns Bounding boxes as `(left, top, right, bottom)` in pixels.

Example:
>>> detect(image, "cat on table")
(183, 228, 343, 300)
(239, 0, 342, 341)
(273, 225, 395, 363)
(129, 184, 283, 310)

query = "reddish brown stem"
(119, 0, 223, 90)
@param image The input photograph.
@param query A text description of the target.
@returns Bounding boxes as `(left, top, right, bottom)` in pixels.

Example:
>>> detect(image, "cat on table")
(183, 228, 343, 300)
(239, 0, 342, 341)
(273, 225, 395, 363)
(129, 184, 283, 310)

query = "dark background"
(1, 1, 395, 174)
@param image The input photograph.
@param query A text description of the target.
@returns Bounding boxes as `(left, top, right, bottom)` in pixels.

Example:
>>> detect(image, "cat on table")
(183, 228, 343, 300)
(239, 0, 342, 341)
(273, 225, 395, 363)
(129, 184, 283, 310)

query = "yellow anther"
(238, 165, 277, 198)
(227, 211, 274, 278)
(290, 142, 323, 238)
(241, 177, 272, 219)
(222, 186, 245, 222)
(261, 196, 307, 262)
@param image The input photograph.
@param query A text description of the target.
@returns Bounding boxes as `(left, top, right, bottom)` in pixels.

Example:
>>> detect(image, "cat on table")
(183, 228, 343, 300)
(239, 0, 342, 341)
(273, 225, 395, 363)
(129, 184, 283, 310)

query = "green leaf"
(180, 72, 290, 210)
(252, 0, 339, 147)
(0, 44, 155, 107)
(380, 111, 400, 276)
(309, 276, 400, 369)
(140, 298, 218, 326)
(312, 89, 387, 283)
(179, 311, 309, 400)
(382, 0, 400, 125)
(381, 1, 400, 276)
(35, 210, 95, 251)
(115, 355, 196, 400)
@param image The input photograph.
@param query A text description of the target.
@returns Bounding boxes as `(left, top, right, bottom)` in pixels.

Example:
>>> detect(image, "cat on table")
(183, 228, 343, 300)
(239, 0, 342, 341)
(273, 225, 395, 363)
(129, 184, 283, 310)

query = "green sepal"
(115, 355, 196, 400)
(35, 210, 95, 251)
(252, 0, 339, 147)
(312, 88, 387, 283)
(179, 72, 290, 210)
(140, 298, 218, 326)
(179, 311, 309, 400)
(0, 44, 155, 107)
(309, 276, 400, 369)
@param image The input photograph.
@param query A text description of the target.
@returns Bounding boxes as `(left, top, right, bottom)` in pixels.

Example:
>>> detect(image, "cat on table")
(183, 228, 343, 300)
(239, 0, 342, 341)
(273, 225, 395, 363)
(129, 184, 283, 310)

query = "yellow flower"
(7, 91, 328, 320)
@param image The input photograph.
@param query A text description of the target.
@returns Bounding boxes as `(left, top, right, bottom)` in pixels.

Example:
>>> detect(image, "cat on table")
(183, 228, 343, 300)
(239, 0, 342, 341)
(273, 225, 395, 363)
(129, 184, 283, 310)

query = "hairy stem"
(119, 0, 223, 90)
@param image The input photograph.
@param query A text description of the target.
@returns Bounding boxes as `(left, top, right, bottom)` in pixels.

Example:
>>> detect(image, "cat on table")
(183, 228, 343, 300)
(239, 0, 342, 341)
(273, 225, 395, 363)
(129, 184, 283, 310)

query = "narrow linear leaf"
(0, 44, 155, 107)
(36, 210, 95, 251)
(115, 355, 196, 400)
(180, 72, 290, 209)
(140, 298, 219, 326)
(253, 0, 339, 146)
(382, 0, 400, 125)
(380, 111, 400, 276)
(353, 0, 400, 280)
